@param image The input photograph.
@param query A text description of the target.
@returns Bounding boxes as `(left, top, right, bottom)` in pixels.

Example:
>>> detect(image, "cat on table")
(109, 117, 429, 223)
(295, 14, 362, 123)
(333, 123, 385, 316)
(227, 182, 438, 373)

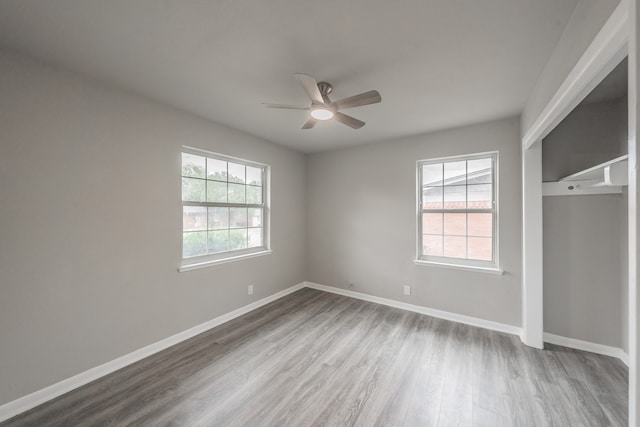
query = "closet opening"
(541, 56, 629, 361)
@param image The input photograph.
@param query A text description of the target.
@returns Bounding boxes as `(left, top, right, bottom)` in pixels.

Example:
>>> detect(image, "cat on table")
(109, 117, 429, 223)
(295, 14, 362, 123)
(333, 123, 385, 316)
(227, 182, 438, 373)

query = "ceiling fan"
(263, 73, 382, 129)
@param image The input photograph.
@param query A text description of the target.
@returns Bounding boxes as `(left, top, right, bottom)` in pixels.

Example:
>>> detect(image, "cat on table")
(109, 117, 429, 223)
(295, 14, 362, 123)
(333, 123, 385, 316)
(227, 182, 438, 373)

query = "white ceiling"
(0, 0, 579, 153)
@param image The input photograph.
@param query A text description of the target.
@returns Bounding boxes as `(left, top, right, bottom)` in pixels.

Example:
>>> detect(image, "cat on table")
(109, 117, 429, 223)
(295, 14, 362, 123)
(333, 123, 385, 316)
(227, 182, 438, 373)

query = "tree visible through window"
(417, 152, 497, 269)
(181, 148, 268, 263)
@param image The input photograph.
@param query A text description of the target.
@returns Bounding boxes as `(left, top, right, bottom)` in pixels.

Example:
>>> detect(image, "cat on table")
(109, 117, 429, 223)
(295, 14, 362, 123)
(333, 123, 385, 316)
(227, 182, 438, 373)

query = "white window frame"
(179, 146, 271, 272)
(414, 151, 501, 274)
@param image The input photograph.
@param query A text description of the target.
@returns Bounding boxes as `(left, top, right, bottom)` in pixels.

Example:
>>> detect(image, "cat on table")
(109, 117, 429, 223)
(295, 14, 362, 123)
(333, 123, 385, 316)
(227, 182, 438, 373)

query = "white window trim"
(179, 146, 271, 272)
(415, 151, 500, 272)
(179, 249, 273, 272)
(413, 259, 503, 275)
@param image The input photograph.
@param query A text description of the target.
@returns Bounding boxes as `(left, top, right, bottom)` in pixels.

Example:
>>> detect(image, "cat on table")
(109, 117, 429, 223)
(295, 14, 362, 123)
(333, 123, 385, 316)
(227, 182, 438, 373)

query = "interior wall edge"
(543, 331, 629, 366)
(3, 279, 629, 424)
(304, 282, 522, 336)
(0, 282, 307, 423)
(521, 0, 628, 148)
(0, 47, 308, 408)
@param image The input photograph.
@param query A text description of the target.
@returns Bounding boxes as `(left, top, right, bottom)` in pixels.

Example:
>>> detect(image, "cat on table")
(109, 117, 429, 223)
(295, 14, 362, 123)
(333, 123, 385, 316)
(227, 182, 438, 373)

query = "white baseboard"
(543, 332, 629, 366)
(304, 281, 522, 336)
(307, 282, 631, 368)
(0, 282, 306, 423)
(3, 282, 628, 423)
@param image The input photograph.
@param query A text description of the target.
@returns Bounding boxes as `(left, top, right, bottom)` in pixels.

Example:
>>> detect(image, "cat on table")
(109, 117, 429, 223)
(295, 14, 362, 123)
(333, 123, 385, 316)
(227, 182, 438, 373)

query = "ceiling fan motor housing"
(317, 81, 333, 103)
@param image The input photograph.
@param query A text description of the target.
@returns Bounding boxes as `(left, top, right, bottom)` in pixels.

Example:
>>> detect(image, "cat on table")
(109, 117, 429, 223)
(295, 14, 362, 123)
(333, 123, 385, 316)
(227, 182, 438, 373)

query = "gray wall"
(542, 98, 627, 181)
(0, 49, 307, 406)
(521, 0, 621, 137)
(543, 195, 625, 347)
(306, 117, 522, 327)
(542, 98, 627, 349)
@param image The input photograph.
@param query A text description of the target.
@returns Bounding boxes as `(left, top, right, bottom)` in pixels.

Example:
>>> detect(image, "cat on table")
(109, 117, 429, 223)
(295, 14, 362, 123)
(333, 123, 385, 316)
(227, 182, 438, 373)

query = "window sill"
(413, 259, 503, 275)
(179, 249, 272, 272)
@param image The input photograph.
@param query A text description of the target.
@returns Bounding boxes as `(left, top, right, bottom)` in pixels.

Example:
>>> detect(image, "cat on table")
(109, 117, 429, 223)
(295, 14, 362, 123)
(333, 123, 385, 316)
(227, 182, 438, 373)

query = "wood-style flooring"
(1, 288, 628, 426)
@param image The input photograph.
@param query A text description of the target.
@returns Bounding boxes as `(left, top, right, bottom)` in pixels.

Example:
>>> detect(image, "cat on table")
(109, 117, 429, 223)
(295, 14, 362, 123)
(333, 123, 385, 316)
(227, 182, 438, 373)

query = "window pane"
(468, 237, 492, 261)
(183, 206, 207, 231)
(444, 185, 466, 209)
(422, 164, 442, 186)
(444, 161, 466, 184)
(207, 158, 227, 181)
(443, 235, 466, 258)
(423, 186, 443, 209)
(247, 166, 263, 186)
(422, 213, 442, 235)
(228, 162, 246, 183)
(208, 230, 229, 254)
(246, 185, 262, 204)
(468, 184, 492, 209)
(467, 158, 492, 184)
(207, 180, 227, 203)
(228, 183, 246, 204)
(229, 229, 248, 250)
(248, 228, 262, 248)
(418, 154, 496, 265)
(182, 178, 206, 202)
(468, 213, 492, 237)
(183, 231, 207, 257)
(182, 153, 205, 178)
(248, 208, 262, 227)
(182, 150, 269, 260)
(230, 207, 248, 228)
(443, 213, 466, 236)
(208, 207, 229, 230)
(423, 234, 443, 257)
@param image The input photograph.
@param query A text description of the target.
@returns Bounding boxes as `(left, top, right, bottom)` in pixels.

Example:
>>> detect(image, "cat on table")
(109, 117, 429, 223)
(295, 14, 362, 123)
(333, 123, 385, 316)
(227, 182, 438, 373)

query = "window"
(417, 152, 498, 271)
(181, 147, 270, 269)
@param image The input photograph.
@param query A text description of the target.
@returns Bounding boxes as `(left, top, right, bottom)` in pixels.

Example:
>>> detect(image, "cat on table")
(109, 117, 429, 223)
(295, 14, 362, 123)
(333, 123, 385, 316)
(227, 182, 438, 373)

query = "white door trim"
(520, 0, 633, 421)
(522, 2, 628, 150)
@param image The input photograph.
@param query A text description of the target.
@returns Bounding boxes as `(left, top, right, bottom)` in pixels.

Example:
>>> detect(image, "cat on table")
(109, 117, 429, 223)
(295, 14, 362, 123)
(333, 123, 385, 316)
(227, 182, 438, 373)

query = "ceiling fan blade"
(294, 73, 324, 105)
(301, 117, 318, 129)
(262, 103, 309, 110)
(331, 90, 381, 110)
(334, 112, 365, 129)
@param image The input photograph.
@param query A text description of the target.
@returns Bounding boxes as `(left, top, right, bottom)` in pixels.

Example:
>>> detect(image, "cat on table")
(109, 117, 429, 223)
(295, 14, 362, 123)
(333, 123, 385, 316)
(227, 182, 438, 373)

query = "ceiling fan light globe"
(310, 108, 334, 120)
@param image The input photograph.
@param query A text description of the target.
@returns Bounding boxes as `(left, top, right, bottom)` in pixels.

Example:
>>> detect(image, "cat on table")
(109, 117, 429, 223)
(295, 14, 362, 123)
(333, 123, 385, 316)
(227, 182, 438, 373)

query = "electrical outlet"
(403, 285, 411, 296)
(248, 285, 254, 295)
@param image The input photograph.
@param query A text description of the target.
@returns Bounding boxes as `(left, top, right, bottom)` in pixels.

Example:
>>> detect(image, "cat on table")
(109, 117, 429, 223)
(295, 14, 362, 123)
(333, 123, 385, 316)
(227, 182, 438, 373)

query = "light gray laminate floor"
(1, 288, 628, 426)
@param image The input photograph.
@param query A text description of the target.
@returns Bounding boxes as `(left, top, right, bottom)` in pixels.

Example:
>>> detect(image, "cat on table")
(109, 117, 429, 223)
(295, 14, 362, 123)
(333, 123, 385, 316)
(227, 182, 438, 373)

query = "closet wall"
(542, 78, 628, 350)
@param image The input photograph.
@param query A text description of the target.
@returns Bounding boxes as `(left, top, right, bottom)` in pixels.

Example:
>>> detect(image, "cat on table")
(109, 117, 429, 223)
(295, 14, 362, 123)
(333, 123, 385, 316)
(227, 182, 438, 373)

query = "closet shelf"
(559, 154, 628, 183)
(543, 154, 628, 196)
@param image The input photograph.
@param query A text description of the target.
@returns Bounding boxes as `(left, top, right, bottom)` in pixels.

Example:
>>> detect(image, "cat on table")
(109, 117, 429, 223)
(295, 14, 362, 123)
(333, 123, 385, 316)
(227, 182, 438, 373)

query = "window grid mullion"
(440, 163, 444, 255)
(465, 160, 469, 259)
(422, 208, 494, 214)
(183, 201, 263, 209)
